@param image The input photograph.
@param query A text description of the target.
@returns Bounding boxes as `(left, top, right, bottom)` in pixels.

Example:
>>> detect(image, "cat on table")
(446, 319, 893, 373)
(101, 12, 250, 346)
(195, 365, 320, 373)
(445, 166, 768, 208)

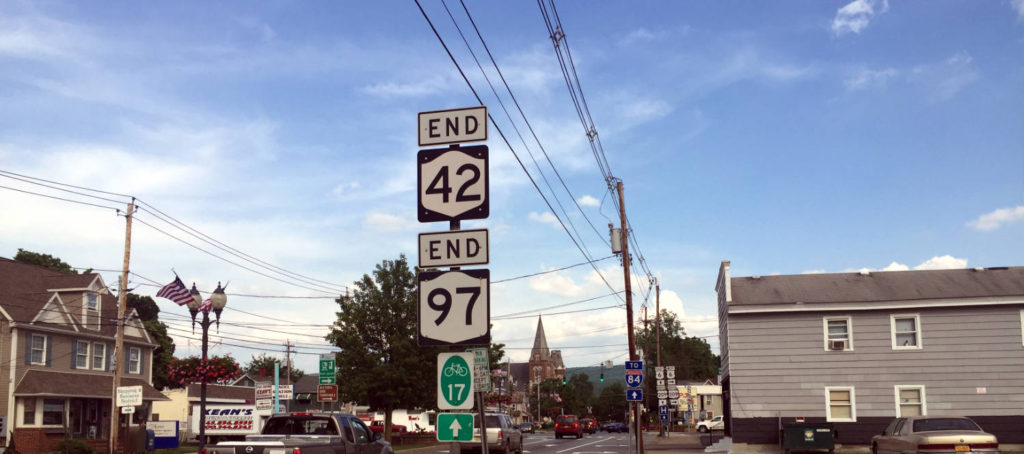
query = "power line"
(0, 169, 133, 198)
(0, 184, 122, 211)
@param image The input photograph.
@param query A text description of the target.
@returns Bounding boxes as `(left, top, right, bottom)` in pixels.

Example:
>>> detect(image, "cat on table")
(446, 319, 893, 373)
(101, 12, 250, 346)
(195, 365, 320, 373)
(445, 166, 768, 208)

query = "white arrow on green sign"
(320, 358, 336, 385)
(438, 352, 474, 410)
(436, 413, 474, 442)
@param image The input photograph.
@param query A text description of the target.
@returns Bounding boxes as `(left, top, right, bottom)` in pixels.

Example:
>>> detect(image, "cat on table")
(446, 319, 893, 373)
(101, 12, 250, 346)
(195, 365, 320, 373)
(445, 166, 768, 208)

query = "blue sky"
(1, 0, 1022, 374)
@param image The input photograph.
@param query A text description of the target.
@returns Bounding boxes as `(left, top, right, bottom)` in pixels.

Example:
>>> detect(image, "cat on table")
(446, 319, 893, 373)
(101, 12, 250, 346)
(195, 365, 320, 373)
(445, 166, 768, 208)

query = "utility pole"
(656, 281, 663, 437)
(616, 180, 642, 453)
(285, 341, 293, 412)
(109, 199, 135, 454)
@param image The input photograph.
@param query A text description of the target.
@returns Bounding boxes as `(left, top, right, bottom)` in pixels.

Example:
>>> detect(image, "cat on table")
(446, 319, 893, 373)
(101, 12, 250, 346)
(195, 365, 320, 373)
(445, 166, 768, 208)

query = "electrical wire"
(0, 184, 122, 211)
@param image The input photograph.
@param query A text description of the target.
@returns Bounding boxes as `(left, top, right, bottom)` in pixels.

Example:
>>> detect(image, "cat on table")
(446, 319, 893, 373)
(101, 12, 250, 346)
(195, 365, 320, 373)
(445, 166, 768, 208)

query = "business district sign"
(255, 384, 293, 400)
(116, 385, 142, 407)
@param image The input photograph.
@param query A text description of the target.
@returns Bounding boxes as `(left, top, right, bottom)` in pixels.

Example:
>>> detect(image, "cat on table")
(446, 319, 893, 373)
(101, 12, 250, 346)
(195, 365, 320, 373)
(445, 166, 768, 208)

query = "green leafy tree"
(126, 293, 176, 389)
(244, 353, 304, 382)
(635, 309, 720, 414)
(325, 255, 443, 442)
(13, 248, 81, 274)
(561, 373, 595, 416)
(527, 378, 566, 423)
(593, 382, 628, 422)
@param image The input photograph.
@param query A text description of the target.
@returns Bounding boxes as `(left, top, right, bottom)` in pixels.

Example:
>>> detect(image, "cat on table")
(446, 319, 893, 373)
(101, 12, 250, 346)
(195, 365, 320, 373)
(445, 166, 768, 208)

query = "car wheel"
(698, 426, 708, 433)
(556, 434, 561, 439)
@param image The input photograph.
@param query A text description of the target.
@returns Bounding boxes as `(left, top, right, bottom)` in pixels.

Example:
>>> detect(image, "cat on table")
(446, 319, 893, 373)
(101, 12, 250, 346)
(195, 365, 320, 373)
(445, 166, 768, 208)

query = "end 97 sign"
(419, 269, 490, 345)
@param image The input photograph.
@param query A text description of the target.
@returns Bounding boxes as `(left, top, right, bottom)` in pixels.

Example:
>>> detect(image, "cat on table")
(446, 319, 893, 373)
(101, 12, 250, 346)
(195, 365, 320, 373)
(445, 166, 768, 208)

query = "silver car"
(872, 416, 999, 454)
(452, 413, 523, 454)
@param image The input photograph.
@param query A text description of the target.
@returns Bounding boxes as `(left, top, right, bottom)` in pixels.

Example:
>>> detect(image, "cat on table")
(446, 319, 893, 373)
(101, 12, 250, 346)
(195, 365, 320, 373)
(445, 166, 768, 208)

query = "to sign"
(437, 413, 474, 442)
(116, 385, 143, 407)
(438, 353, 474, 410)
(317, 385, 338, 402)
(418, 146, 489, 222)
(419, 229, 488, 268)
(624, 361, 644, 388)
(419, 106, 487, 146)
(419, 269, 490, 345)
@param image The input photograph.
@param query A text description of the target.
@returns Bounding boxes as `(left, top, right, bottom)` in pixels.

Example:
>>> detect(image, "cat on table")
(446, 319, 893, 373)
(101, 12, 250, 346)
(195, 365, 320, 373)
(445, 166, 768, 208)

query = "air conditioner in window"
(828, 340, 847, 351)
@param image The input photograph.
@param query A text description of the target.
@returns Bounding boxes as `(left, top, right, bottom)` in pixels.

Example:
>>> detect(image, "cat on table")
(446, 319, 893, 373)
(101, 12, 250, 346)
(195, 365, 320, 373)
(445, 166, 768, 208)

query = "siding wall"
(728, 305, 1024, 419)
(0, 320, 10, 428)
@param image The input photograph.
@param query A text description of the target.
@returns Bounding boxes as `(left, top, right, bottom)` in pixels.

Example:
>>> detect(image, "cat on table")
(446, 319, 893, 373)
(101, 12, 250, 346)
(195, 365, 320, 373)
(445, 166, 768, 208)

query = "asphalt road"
(424, 431, 697, 454)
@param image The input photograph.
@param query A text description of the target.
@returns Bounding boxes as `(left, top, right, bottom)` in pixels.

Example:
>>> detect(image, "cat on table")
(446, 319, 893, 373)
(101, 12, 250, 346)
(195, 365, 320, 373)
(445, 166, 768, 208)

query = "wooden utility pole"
(109, 199, 135, 454)
(656, 282, 661, 369)
(616, 180, 642, 453)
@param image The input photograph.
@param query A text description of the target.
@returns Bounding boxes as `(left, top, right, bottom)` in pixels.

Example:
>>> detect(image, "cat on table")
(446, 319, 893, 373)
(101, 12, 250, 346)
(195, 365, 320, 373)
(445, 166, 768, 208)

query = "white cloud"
(619, 98, 673, 125)
(528, 211, 561, 228)
(620, 28, 656, 46)
(361, 212, 417, 232)
(911, 51, 979, 102)
(528, 271, 584, 298)
(913, 255, 967, 270)
(577, 195, 600, 207)
(801, 269, 827, 274)
(967, 206, 1024, 231)
(832, 0, 889, 36)
(362, 76, 454, 98)
(881, 262, 910, 271)
(1013, 0, 1024, 21)
(845, 68, 899, 90)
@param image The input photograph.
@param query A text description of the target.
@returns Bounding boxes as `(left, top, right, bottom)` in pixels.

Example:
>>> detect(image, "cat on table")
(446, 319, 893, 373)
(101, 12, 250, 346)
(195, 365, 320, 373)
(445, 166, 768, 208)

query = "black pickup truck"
(209, 412, 393, 454)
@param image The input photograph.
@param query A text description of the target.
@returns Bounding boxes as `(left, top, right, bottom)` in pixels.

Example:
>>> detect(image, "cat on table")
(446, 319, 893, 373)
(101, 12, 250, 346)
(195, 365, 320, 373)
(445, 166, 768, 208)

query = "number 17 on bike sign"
(438, 352, 475, 410)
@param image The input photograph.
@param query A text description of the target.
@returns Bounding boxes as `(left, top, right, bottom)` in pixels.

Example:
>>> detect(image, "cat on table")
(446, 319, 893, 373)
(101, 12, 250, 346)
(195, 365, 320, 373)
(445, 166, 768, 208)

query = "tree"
(125, 293, 177, 389)
(593, 382, 628, 422)
(635, 309, 720, 414)
(244, 353, 305, 382)
(14, 248, 80, 274)
(325, 255, 443, 442)
(167, 355, 241, 387)
(561, 373, 595, 416)
(527, 378, 566, 424)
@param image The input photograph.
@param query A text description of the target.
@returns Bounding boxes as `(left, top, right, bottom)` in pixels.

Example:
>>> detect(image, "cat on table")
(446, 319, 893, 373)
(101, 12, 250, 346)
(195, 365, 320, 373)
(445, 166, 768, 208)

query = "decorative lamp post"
(189, 282, 227, 454)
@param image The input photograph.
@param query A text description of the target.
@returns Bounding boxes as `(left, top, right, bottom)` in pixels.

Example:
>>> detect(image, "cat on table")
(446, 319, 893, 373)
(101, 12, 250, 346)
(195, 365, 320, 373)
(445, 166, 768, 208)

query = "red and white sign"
(318, 385, 338, 402)
(255, 384, 293, 400)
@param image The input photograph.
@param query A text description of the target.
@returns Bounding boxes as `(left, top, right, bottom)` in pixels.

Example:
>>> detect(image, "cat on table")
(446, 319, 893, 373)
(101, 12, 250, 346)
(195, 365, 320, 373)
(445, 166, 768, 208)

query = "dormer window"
(86, 293, 98, 311)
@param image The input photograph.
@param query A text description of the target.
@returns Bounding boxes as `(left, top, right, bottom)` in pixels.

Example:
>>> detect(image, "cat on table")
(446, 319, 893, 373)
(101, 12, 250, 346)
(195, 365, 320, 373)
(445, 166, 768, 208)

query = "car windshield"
(474, 416, 500, 428)
(557, 416, 576, 423)
(913, 418, 981, 432)
(263, 417, 335, 435)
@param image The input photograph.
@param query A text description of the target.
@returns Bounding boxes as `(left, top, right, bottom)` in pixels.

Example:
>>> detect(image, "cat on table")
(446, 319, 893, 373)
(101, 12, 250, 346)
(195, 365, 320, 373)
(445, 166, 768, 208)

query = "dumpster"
(780, 422, 835, 454)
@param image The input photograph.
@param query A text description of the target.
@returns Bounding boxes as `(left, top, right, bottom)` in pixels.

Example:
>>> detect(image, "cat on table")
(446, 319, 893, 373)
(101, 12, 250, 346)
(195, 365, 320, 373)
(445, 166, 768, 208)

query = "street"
(426, 432, 707, 454)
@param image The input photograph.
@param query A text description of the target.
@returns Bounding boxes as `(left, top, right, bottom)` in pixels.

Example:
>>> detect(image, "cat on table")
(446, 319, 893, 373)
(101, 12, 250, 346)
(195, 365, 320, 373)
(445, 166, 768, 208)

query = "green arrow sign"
(319, 375, 335, 385)
(437, 353, 474, 410)
(320, 359, 335, 374)
(436, 413, 474, 442)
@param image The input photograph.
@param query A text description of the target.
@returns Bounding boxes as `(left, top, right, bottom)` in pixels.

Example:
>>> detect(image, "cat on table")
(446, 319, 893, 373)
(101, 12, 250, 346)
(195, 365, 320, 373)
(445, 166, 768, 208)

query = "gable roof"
(730, 266, 1024, 306)
(0, 257, 152, 343)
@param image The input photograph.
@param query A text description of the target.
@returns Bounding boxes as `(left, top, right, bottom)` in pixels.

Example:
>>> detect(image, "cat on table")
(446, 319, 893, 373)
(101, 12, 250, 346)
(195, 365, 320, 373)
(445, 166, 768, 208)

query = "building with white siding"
(716, 261, 1024, 452)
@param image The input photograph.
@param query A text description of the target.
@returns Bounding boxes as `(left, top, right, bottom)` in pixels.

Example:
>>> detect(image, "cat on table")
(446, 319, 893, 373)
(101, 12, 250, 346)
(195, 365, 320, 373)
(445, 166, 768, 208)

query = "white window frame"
(823, 316, 854, 351)
(85, 292, 99, 311)
(890, 314, 923, 350)
(29, 334, 47, 365)
(128, 347, 141, 374)
(92, 342, 106, 370)
(75, 341, 90, 369)
(894, 385, 926, 417)
(825, 386, 856, 422)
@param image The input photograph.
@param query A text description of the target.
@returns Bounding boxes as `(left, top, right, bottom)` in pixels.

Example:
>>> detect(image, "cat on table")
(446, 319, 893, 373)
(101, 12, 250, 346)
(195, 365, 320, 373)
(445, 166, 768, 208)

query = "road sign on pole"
(319, 358, 336, 385)
(418, 229, 489, 268)
(467, 347, 491, 392)
(625, 360, 644, 388)
(419, 269, 490, 345)
(438, 353, 475, 410)
(317, 385, 338, 402)
(116, 386, 143, 407)
(436, 413, 475, 442)
(418, 106, 488, 147)
(626, 389, 644, 402)
(417, 146, 489, 223)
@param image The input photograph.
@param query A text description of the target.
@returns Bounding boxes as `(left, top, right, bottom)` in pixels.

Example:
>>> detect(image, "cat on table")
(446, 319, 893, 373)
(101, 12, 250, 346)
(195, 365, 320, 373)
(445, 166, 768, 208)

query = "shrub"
(51, 439, 97, 454)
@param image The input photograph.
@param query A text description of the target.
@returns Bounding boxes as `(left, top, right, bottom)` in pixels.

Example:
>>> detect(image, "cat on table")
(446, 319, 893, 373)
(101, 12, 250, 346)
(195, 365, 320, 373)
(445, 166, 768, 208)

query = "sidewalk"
(644, 433, 708, 452)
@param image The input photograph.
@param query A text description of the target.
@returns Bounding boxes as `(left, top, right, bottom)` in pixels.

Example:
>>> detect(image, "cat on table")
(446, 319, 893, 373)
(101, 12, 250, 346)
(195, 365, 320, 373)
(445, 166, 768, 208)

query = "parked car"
(604, 422, 628, 433)
(454, 412, 523, 454)
(871, 416, 999, 454)
(696, 416, 724, 433)
(580, 418, 597, 434)
(211, 412, 393, 454)
(370, 420, 408, 434)
(519, 422, 535, 434)
(554, 415, 583, 439)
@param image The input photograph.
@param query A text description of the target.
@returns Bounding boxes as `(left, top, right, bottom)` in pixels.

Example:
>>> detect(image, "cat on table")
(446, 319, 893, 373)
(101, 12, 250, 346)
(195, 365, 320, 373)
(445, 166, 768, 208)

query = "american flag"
(156, 276, 193, 306)
(199, 297, 212, 312)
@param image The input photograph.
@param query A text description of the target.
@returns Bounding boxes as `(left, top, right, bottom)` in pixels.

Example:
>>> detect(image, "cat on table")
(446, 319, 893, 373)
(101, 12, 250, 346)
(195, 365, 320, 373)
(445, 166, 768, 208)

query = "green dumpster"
(780, 422, 835, 454)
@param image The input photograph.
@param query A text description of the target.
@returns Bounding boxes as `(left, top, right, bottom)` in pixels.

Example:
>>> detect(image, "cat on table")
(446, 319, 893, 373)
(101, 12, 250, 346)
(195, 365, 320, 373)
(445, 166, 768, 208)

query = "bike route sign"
(625, 360, 644, 388)
(437, 352, 475, 410)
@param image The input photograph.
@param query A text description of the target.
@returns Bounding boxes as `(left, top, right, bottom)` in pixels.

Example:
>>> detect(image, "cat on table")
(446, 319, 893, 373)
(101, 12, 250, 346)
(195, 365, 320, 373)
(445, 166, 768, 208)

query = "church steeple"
(531, 316, 550, 362)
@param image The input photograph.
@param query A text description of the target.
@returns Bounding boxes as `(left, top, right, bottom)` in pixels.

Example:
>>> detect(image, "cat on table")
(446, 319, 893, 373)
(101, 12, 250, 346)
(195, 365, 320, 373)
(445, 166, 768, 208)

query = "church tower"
(528, 316, 564, 386)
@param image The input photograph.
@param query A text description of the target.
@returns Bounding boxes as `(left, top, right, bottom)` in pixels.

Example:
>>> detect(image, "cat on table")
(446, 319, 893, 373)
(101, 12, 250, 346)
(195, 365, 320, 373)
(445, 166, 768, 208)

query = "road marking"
(555, 436, 610, 453)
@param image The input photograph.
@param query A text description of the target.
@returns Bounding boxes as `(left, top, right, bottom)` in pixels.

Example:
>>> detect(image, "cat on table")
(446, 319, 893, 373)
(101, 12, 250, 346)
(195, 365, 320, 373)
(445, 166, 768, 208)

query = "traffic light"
(600, 372, 604, 382)
(562, 376, 567, 385)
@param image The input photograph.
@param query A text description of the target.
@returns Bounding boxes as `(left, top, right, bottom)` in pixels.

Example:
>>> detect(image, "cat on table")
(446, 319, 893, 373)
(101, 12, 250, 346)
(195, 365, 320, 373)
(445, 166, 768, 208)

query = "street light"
(533, 367, 541, 425)
(188, 282, 227, 454)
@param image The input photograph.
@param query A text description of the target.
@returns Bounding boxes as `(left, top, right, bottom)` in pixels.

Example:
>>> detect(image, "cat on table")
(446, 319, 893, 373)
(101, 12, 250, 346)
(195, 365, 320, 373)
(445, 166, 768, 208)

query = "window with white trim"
(823, 316, 853, 351)
(86, 292, 98, 311)
(22, 397, 36, 425)
(30, 334, 47, 365)
(75, 341, 89, 369)
(895, 385, 926, 417)
(128, 347, 141, 374)
(42, 399, 65, 425)
(93, 343, 106, 370)
(891, 314, 922, 349)
(825, 386, 855, 422)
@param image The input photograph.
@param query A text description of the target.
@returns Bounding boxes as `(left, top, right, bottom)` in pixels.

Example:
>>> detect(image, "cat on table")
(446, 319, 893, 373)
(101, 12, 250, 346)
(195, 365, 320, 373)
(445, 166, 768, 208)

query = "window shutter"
(45, 336, 52, 366)
(124, 348, 130, 374)
(71, 340, 78, 369)
(105, 344, 111, 372)
(24, 335, 31, 365)
(140, 350, 147, 376)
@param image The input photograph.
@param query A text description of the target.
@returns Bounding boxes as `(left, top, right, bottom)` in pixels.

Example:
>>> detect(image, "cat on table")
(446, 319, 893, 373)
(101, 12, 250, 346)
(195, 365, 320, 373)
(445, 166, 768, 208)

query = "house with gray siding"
(716, 261, 1024, 451)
